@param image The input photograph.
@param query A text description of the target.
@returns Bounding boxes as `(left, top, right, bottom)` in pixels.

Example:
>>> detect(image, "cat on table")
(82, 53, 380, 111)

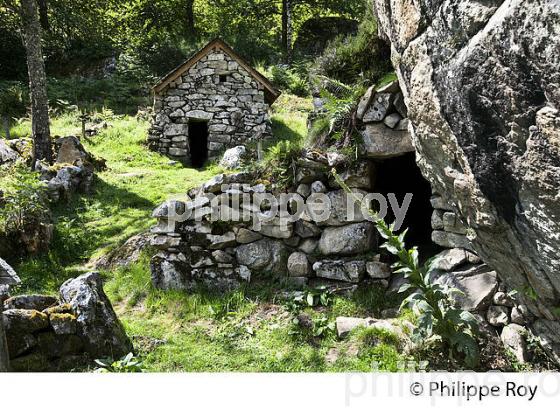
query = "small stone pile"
(2, 272, 132, 372)
(356, 80, 413, 158)
(425, 193, 536, 363)
(37, 136, 100, 202)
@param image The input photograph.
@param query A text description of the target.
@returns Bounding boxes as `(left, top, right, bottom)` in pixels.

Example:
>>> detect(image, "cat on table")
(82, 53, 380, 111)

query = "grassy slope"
(9, 96, 415, 371)
(13, 113, 218, 291)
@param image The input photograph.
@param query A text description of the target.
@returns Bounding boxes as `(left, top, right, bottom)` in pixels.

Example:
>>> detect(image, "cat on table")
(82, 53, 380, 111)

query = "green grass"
(11, 111, 220, 292)
(268, 93, 313, 150)
(105, 259, 412, 372)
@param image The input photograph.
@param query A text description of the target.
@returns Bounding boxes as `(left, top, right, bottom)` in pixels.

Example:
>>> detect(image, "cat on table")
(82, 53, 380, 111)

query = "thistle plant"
(332, 169, 480, 367)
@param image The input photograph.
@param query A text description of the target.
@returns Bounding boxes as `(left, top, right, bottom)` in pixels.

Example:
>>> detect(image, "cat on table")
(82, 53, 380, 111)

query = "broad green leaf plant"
(95, 352, 144, 373)
(332, 169, 480, 367)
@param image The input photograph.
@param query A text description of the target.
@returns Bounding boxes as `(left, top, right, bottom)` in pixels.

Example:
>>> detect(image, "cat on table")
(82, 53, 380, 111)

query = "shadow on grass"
(13, 177, 156, 294)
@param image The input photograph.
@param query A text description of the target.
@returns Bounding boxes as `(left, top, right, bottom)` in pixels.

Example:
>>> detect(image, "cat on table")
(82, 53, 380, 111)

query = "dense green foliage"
(95, 353, 145, 373)
(1, 0, 368, 82)
(311, 8, 391, 86)
(0, 82, 27, 137)
(0, 162, 50, 235)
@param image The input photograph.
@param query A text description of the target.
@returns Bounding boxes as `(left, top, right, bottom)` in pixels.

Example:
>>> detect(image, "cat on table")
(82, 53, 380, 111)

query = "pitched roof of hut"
(152, 38, 281, 105)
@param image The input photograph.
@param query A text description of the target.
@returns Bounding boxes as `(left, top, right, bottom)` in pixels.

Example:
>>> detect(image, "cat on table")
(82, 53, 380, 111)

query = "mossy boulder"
(4, 294, 58, 311)
(6, 333, 37, 358)
(49, 313, 78, 335)
(43, 303, 74, 316)
(59, 272, 133, 359)
(36, 333, 84, 359)
(3, 309, 49, 335)
(10, 352, 49, 372)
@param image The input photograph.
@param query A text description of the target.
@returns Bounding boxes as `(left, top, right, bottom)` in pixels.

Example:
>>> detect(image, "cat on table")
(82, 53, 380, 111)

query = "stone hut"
(148, 39, 281, 167)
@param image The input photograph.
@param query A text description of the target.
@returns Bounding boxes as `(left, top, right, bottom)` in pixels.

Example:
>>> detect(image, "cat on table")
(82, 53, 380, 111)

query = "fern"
(305, 80, 363, 150)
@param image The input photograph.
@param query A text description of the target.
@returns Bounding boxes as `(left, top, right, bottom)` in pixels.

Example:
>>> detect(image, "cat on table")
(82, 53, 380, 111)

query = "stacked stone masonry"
(149, 156, 390, 292)
(355, 80, 414, 158)
(2, 272, 132, 372)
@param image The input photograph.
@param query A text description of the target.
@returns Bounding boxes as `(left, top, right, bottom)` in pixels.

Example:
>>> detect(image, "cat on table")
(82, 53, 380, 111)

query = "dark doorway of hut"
(188, 120, 209, 168)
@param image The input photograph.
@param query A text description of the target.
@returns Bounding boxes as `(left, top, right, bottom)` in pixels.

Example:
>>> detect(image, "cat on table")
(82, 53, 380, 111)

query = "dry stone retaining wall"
(149, 157, 391, 292)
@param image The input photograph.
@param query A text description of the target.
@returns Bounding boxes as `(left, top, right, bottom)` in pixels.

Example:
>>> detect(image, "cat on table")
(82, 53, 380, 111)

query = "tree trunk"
(20, 0, 52, 167)
(0, 319, 9, 372)
(282, 0, 293, 64)
(0, 292, 9, 372)
(282, 0, 288, 59)
(37, 0, 49, 31)
(3, 116, 10, 140)
(185, 0, 196, 38)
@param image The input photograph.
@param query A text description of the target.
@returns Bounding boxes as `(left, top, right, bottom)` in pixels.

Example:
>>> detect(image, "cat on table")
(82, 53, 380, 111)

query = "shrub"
(270, 65, 310, 97)
(0, 82, 27, 138)
(258, 140, 303, 188)
(312, 9, 391, 86)
(47, 76, 148, 115)
(306, 79, 364, 149)
(95, 352, 144, 373)
(0, 163, 50, 235)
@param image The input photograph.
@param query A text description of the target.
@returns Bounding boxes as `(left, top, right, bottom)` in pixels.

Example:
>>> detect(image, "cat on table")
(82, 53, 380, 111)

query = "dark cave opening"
(372, 152, 441, 259)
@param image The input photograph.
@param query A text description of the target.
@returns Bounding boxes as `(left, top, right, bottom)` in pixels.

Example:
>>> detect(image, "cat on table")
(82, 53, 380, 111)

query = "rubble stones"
(313, 260, 366, 283)
(486, 305, 510, 327)
(318, 222, 376, 256)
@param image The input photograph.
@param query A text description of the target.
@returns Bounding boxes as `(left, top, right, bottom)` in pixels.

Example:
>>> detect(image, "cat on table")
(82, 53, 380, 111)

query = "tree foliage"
(0, 0, 368, 80)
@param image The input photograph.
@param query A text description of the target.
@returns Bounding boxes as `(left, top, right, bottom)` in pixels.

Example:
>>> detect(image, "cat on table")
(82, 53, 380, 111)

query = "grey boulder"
(4, 295, 58, 311)
(318, 222, 376, 256)
(313, 260, 366, 283)
(59, 272, 132, 358)
(436, 264, 498, 311)
(219, 146, 247, 169)
(501, 324, 530, 364)
(287, 252, 312, 277)
(235, 238, 288, 275)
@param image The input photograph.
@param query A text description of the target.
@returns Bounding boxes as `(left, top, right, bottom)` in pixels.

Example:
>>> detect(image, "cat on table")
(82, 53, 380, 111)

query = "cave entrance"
(188, 120, 209, 168)
(372, 152, 440, 259)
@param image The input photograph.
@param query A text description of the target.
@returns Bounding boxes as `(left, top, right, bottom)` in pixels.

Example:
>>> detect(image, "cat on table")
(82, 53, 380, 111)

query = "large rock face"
(374, 0, 560, 326)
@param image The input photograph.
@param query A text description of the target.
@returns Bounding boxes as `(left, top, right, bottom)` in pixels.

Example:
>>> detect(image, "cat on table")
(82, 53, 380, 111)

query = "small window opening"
(219, 74, 227, 83)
